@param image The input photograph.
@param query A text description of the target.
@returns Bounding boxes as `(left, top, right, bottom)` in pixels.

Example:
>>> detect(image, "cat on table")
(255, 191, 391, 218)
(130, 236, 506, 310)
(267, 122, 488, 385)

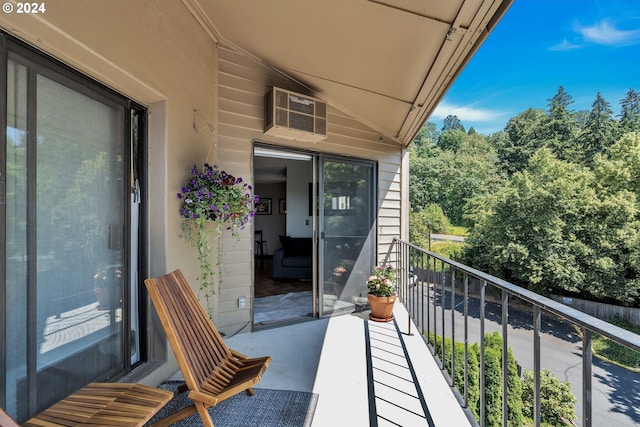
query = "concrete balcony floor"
(218, 303, 471, 426)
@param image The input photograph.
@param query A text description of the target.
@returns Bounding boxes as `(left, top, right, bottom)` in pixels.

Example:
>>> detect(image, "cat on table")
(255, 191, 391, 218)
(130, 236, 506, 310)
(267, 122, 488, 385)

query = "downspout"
(400, 145, 410, 242)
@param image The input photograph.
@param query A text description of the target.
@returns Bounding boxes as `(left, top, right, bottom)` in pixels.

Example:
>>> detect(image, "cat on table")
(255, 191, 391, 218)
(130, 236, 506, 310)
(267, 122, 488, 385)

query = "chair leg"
(149, 404, 198, 427)
(195, 401, 215, 427)
(246, 387, 255, 396)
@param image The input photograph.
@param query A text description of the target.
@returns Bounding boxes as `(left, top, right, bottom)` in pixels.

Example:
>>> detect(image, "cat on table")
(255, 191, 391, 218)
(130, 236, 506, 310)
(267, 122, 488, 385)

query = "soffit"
(189, 0, 512, 146)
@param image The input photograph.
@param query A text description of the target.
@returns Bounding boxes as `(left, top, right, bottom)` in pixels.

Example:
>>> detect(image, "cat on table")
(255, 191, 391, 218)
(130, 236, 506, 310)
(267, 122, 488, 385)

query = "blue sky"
(431, 0, 640, 135)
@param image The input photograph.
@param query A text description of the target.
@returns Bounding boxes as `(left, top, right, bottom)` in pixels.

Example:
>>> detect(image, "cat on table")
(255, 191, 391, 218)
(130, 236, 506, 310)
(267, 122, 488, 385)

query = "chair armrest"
(230, 348, 248, 359)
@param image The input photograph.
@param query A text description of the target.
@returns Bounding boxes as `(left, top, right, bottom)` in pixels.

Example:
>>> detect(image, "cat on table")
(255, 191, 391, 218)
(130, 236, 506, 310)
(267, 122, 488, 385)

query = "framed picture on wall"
(255, 198, 272, 215)
(279, 199, 286, 214)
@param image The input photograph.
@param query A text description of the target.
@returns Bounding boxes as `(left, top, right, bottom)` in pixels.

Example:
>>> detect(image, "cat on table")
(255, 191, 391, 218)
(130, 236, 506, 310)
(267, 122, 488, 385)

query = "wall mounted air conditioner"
(264, 87, 327, 142)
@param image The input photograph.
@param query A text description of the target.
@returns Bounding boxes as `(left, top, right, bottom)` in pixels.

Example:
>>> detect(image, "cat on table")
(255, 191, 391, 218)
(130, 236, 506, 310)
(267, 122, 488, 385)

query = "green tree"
(441, 114, 465, 133)
(438, 129, 467, 151)
(594, 132, 640, 195)
(409, 136, 504, 225)
(619, 88, 640, 134)
(464, 149, 591, 294)
(412, 120, 438, 149)
(430, 335, 480, 419)
(465, 147, 640, 303)
(481, 333, 523, 427)
(542, 86, 578, 161)
(494, 108, 547, 174)
(522, 369, 577, 426)
(578, 92, 619, 164)
(409, 204, 450, 249)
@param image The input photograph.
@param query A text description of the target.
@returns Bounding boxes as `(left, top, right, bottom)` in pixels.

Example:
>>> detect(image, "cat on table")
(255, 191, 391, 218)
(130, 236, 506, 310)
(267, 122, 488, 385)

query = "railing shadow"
(593, 357, 640, 424)
(365, 319, 433, 426)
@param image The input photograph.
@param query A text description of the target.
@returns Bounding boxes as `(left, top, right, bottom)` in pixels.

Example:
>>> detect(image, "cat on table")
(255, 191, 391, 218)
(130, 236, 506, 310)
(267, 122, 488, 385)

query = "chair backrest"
(145, 269, 232, 394)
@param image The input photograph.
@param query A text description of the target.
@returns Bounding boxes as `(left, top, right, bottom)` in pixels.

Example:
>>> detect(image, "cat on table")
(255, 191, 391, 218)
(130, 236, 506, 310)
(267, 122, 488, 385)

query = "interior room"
(253, 149, 315, 327)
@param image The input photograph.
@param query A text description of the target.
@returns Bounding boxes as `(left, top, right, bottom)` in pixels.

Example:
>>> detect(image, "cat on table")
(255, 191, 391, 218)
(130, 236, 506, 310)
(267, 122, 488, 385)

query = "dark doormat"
(146, 381, 318, 427)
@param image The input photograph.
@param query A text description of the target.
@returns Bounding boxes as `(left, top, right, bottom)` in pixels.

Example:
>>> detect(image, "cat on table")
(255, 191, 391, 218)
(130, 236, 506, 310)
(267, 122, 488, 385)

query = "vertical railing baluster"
(451, 268, 456, 388)
(406, 244, 412, 335)
(533, 306, 541, 427)
(480, 281, 486, 427)
(502, 290, 509, 427)
(429, 257, 438, 354)
(427, 254, 432, 349)
(440, 259, 446, 368)
(419, 251, 424, 334)
(464, 273, 469, 409)
(583, 328, 592, 427)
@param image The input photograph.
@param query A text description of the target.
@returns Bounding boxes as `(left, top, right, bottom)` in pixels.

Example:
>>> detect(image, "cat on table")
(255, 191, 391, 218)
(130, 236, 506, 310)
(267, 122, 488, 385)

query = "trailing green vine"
(177, 163, 257, 318)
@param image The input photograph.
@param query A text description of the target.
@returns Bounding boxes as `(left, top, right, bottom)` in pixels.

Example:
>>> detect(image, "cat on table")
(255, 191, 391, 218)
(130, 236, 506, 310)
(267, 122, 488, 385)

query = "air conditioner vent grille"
(289, 112, 314, 131)
(289, 95, 315, 115)
(264, 87, 328, 143)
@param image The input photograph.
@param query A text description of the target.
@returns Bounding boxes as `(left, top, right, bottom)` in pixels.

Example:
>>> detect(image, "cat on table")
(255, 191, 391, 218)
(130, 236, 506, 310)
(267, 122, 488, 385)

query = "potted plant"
(331, 259, 355, 297)
(177, 163, 257, 319)
(367, 264, 397, 322)
(93, 265, 123, 310)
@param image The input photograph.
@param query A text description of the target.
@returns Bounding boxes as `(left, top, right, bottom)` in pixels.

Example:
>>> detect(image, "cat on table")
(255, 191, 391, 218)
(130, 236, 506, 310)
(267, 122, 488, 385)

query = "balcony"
(222, 302, 470, 427)
(171, 239, 640, 426)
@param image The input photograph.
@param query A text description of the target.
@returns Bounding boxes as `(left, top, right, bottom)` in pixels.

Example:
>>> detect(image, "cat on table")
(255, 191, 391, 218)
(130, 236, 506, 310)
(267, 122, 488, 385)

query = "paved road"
(408, 284, 640, 427)
(430, 233, 466, 243)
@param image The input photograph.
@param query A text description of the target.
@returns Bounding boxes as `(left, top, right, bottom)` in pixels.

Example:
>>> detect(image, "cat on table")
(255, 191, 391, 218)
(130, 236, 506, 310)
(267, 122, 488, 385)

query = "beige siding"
(217, 46, 404, 333)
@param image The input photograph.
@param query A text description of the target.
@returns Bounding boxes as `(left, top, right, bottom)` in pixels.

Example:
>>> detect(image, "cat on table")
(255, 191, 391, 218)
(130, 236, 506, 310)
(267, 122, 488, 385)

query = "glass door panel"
(319, 157, 375, 315)
(5, 53, 127, 420)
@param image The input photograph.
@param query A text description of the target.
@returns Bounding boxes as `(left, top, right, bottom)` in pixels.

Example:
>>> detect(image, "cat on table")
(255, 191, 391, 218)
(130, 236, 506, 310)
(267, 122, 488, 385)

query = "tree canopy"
(410, 86, 640, 305)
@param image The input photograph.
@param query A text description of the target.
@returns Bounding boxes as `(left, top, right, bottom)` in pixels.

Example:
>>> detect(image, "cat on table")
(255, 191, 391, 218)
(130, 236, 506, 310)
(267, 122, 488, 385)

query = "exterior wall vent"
(264, 87, 327, 142)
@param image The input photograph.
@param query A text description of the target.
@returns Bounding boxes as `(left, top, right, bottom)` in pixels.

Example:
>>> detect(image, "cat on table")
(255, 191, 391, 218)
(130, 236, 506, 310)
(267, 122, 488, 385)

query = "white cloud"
(575, 19, 640, 46)
(431, 101, 503, 122)
(549, 38, 583, 51)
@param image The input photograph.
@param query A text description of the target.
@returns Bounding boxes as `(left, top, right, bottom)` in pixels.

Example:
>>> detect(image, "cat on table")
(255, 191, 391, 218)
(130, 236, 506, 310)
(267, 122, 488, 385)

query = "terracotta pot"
(367, 294, 397, 322)
(94, 286, 122, 310)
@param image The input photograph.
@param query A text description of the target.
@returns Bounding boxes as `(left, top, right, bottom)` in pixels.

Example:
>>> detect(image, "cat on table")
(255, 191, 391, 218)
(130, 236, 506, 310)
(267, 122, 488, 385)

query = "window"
(1, 34, 146, 421)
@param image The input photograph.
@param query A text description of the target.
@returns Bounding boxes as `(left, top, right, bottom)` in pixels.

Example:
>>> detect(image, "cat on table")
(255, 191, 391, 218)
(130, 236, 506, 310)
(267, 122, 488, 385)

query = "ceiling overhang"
(184, 0, 513, 146)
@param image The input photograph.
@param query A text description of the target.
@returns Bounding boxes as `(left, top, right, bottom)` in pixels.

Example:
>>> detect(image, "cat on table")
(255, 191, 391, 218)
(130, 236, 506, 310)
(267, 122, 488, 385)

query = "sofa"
(272, 236, 313, 280)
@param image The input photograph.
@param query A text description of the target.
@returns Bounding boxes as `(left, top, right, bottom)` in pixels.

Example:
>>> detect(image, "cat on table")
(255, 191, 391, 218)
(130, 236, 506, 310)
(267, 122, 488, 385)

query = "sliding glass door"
(319, 157, 376, 315)
(3, 39, 145, 422)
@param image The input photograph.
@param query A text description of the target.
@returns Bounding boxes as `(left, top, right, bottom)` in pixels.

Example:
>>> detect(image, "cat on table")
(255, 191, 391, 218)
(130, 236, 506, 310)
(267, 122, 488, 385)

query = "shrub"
(430, 241, 464, 261)
(592, 318, 640, 369)
(430, 334, 480, 418)
(521, 369, 576, 426)
(409, 204, 451, 248)
(429, 332, 522, 426)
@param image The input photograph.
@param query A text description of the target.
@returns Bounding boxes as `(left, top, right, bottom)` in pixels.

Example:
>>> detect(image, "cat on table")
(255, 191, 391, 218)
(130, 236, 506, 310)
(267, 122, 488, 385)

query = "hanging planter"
(366, 264, 397, 322)
(177, 163, 257, 319)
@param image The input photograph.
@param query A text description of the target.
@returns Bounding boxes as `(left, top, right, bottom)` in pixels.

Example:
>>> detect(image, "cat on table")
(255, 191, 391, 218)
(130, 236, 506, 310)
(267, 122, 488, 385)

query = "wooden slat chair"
(145, 269, 271, 427)
(1, 382, 173, 427)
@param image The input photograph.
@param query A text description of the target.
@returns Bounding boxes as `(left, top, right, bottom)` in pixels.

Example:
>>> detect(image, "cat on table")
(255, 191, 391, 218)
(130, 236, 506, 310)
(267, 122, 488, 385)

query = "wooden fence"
(551, 294, 640, 326)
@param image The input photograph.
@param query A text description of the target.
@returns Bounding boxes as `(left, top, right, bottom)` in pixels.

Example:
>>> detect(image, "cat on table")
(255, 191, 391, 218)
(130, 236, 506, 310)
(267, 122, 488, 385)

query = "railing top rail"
(390, 237, 640, 352)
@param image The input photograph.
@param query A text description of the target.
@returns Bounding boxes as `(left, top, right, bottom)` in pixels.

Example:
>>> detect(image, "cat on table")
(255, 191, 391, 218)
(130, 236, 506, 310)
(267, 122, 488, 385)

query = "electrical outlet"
(238, 296, 246, 309)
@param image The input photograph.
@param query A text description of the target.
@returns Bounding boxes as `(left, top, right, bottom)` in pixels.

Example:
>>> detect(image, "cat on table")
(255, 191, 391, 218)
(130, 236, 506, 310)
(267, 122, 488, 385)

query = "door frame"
(252, 142, 377, 321)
